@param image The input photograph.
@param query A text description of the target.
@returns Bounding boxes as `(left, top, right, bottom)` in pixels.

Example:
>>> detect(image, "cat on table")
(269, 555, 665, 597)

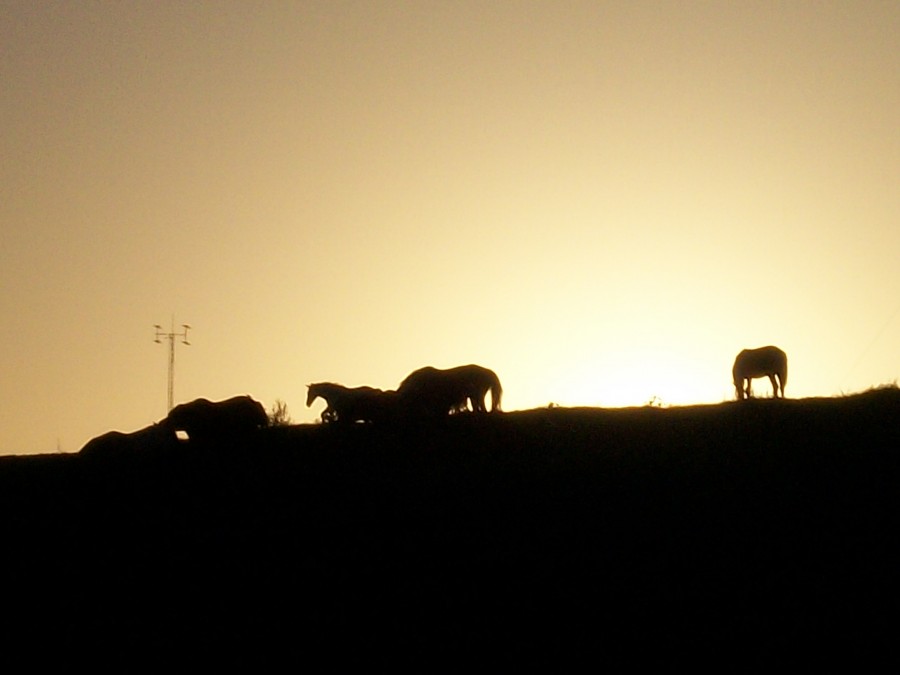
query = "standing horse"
(732, 346, 788, 400)
(306, 382, 400, 424)
(397, 364, 503, 418)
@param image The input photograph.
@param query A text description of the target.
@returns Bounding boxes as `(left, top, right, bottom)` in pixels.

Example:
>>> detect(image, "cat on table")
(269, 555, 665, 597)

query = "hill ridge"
(1, 387, 898, 666)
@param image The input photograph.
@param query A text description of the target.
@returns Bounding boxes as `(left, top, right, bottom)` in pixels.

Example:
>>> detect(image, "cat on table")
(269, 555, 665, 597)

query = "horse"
(732, 346, 788, 400)
(306, 382, 400, 424)
(164, 395, 269, 442)
(79, 423, 177, 456)
(397, 364, 503, 418)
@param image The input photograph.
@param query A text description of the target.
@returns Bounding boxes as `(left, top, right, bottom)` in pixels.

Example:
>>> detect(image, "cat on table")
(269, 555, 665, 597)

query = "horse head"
(306, 382, 346, 418)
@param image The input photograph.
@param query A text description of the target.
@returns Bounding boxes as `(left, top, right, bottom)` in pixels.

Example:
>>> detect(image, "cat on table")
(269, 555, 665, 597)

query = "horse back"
(734, 346, 787, 378)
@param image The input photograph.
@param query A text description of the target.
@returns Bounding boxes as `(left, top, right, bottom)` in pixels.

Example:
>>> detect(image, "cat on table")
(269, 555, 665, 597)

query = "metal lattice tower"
(154, 317, 191, 412)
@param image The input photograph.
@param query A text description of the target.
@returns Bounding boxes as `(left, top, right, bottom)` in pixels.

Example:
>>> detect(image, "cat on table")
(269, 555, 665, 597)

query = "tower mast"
(154, 316, 191, 412)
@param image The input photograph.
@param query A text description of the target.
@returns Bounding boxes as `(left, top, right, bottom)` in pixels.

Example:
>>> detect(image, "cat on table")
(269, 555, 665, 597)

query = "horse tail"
(490, 375, 503, 412)
(780, 353, 788, 394)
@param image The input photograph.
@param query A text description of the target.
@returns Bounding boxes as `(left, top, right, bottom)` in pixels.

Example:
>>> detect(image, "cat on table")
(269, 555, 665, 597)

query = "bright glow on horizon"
(1, 2, 898, 453)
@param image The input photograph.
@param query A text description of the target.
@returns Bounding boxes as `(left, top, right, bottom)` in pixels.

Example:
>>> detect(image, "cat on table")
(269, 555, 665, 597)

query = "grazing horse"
(732, 346, 788, 400)
(164, 395, 269, 442)
(397, 364, 503, 418)
(79, 423, 177, 456)
(306, 382, 400, 424)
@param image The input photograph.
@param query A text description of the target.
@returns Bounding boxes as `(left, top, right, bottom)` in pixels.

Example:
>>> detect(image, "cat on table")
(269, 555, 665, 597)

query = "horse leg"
(768, 374, 780, 398)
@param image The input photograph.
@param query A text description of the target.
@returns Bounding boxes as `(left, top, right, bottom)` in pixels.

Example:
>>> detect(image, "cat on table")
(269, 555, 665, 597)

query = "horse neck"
(323, 383, 350, 400)
(307, 383, 330, 401)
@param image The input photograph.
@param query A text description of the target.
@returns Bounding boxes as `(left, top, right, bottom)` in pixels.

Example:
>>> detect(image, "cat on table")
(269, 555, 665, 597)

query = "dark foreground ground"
(2, 389, 899, 668)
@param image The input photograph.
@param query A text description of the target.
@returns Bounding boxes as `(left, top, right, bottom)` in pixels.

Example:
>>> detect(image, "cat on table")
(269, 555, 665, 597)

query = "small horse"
(397, 364, 503, 418)
(306, 382, 400, 424)
(732, 346, 788, 400)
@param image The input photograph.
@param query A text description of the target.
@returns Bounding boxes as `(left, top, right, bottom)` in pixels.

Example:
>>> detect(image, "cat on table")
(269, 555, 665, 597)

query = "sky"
(1, 1, 898, 455)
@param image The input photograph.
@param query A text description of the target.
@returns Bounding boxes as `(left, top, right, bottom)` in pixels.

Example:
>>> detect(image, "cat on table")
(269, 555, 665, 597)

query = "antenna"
(154, 316, 191, 412)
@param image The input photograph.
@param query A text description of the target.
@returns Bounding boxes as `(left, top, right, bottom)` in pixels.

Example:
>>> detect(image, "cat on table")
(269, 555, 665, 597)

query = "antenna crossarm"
(153, 319, 192, 412)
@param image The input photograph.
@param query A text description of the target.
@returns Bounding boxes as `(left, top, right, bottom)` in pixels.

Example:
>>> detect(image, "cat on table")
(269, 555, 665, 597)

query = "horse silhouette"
(306, 382, 400, 424)
(164, 395, 269, 442)
(79, 423, 176, 456)
(732, 346, 788, 400)
(397, 364, 503, 418)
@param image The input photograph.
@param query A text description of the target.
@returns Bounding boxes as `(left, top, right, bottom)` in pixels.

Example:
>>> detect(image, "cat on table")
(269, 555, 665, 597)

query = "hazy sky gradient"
(2, 1, 898, 454)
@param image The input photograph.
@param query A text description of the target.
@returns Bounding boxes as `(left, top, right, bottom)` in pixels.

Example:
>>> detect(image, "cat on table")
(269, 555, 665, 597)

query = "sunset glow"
(1, 2, 898, 454)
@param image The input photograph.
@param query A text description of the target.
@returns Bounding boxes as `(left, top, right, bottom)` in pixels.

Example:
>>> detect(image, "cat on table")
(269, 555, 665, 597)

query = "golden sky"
(2, 1, 898, 454)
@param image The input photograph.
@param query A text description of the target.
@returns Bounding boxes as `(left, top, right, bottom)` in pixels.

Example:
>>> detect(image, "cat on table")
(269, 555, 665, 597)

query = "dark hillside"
(2, 389, 899, 667)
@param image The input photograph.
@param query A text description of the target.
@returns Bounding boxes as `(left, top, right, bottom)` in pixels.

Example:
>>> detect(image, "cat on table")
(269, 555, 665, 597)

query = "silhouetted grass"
(1, 388, 898, 667)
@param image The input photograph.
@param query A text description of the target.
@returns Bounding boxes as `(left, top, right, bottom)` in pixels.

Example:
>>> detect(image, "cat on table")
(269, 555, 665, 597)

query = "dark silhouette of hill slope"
(2, 389, 899, 668)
